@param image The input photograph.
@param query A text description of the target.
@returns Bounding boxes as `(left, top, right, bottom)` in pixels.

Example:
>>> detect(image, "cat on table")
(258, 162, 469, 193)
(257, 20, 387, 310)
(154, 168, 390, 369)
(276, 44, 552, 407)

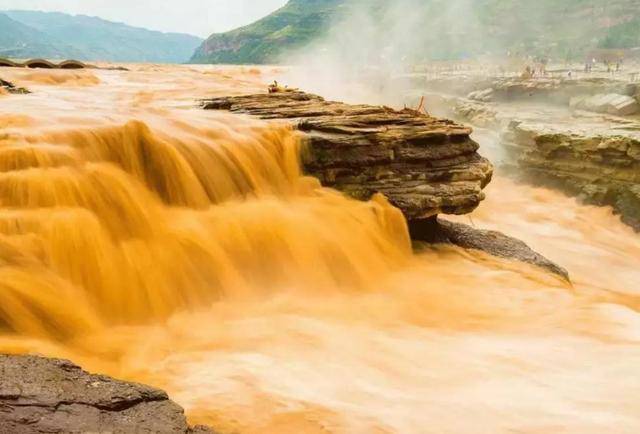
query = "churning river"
(0, 64, 638, 434)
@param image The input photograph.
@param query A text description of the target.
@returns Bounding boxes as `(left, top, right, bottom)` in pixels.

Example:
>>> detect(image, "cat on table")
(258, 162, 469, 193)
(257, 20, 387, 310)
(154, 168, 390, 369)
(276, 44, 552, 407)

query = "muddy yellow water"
(0, 65, 639, 433)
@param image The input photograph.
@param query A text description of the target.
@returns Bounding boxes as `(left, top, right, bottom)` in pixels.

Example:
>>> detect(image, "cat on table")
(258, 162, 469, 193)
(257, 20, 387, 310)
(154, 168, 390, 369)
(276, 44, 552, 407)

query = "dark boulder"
(410, 217, 569, 280)
(0, 354, 214, 434)
(0, 78, 29, 94)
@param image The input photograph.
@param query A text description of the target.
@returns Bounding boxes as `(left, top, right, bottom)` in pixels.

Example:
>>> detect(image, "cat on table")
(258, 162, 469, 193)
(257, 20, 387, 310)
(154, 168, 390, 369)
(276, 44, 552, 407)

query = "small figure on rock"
(268, 80, 297, 94)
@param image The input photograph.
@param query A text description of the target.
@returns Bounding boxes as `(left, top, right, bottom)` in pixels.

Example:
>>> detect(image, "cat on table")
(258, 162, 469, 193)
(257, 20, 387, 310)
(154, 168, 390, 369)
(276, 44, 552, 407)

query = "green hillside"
(190, 0, 348, 64)
(0, 13, 83, 59)
(0, 10, 203, 63)
(191, 0, 640, 64)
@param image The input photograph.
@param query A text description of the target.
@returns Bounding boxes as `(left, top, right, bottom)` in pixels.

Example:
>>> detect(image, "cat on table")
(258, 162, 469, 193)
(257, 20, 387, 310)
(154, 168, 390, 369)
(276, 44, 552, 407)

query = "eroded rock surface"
(570, 93, 639, 116)
(203, 91, 493, 220)
(407, 71, 640, 233)
(0, 354, 214, 434)
(200, 91, 572, 276)
(410, 75, 639, 107)
(504, 121, 640, 231)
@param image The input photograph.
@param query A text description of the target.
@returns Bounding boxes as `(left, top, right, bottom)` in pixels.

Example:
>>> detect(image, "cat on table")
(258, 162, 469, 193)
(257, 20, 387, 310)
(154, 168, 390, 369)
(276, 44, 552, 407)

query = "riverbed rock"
(453, 100, 500, 128)
(202, 91, 493, 220)
(503, 121, 640, 231)
(408, 70, 640, 232)
(409, 217, 569, 279)
(201, 91, 577, 276)
(0, 78, 29, 95)
(467, 88, 494, 102)
(0, 354, 214, 434)
(571, 93, 640, 116)
(412, 74, 639, 109)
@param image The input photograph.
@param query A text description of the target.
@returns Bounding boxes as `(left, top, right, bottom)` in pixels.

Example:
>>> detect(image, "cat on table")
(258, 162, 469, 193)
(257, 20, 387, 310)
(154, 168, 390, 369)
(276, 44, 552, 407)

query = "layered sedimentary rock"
(570, 93, 639, 116)
(411, 75, 639, 107)
(405, 74, 640, 117)
(202, 91, 572, 278)
(0, 354, 213, 434)
(406, 70, 640, 233)
(469, 78, 637, 109)
(203, 91, 493, 220)
(503, 121, 640, 231)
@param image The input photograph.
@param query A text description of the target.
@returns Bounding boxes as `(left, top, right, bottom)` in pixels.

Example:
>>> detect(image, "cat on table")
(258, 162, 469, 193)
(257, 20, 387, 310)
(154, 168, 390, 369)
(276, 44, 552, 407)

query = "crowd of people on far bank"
(519, 55, 629, 80)
(520, 57, 548, 79)
(584, 58, 623, 73)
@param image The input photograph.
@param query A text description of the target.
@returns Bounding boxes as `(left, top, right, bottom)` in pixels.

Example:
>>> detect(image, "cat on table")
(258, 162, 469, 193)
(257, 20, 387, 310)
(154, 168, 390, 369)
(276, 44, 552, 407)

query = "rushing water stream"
(0, 65, 638, 433)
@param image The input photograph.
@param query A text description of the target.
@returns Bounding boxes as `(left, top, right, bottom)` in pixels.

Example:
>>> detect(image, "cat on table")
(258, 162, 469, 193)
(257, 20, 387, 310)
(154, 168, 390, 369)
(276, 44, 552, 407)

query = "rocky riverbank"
(409, 74, 640, 232)
(203, 91, 493, 220)
(203, 91, 570, 278)
(407, 74, 640, 113)
(502, 121, 640, 231)
(0, 354, 214, 434)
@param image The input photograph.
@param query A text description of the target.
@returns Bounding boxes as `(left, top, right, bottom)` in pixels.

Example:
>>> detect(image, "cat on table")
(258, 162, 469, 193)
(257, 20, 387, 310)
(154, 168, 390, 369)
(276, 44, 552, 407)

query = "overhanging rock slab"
(202, 91, 493, 221)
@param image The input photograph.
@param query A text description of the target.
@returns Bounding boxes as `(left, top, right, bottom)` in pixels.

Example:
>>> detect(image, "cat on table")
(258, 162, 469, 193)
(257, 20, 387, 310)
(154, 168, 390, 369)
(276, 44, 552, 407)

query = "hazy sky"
(0, 0, 288, 37)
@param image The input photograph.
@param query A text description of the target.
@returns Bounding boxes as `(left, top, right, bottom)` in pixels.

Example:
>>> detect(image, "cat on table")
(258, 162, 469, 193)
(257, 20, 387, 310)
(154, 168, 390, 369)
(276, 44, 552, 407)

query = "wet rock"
(503, 121, 640, 231)
(416, 74, 639, 108)
(0, 354, 215, 434)
(406, 72, 640, 233)
(203, 91, 493, 220)
(453, 100, 499, 129)
(571, 93, 639, 116)
(410, 217, 569, 279)
(202, 91, 576, 277)
(0, 78, 29, 94)
(467, 88, 494, 102)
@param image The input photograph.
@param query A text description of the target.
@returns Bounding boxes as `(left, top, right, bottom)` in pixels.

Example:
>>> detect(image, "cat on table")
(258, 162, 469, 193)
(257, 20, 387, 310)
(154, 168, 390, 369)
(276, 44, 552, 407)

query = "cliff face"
(409, 71, 640, 233)
(203, 91, 493, 220)
(412, 73, 640, 233)
(504, 122, 640, 231)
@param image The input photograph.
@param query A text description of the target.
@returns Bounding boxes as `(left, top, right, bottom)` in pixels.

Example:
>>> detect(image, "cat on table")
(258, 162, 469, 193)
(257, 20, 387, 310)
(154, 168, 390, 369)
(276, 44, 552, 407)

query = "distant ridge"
(191, 0, 640, 65)
(190, 0, 348, 64)
(0, 10, 203, 63)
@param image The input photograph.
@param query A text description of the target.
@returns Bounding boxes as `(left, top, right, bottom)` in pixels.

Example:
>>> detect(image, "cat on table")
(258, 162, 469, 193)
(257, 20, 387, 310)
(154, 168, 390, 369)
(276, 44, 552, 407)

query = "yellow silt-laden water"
(0, 111, 411, 332)
(0, 65, 638, 434)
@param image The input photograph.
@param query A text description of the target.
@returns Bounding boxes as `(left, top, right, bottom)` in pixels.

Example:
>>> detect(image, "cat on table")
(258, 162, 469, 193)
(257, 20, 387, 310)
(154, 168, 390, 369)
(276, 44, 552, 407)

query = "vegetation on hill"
(0, 10, 202, 63)
(0, 13, 82, 59)
(600, 17, 640, 49)
(191, 0, 640, 65)
(190, 0, 348, 64)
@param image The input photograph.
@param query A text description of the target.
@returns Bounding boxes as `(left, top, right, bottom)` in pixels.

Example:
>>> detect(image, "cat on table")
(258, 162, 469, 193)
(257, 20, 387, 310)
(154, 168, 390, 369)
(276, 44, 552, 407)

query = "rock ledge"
(0, 354, 213, 434)
(203, 91, 493, 220)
